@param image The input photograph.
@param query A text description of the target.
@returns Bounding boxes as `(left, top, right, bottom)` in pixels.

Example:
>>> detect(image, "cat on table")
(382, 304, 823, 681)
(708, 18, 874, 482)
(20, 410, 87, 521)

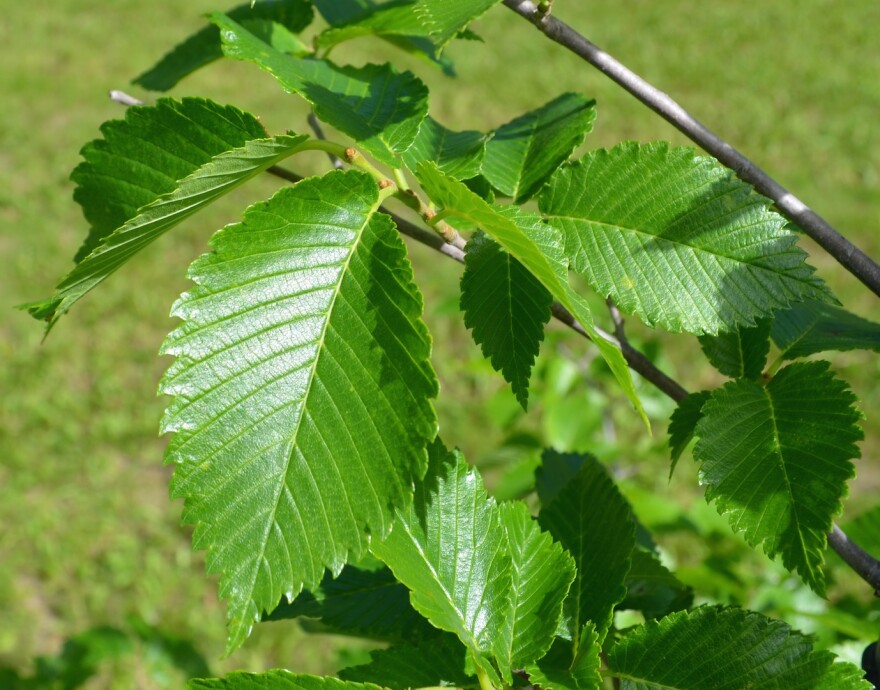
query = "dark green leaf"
(667, 391, 711, 473)
(526, 624, 603, 690)
(693, 361, 862, 594)
(772, 300, 880, 360)
(402, 117, 486, 180)
(621, 549, 693, 619)
(482, 94, 596, 203)
(698, 318, 771, 379)
(160, 170, 438, 652)
(134, 0, 313, 91)
(540, 143, 830, 335)
(461, 232, 552, 409)
(535, 449, 586, 508)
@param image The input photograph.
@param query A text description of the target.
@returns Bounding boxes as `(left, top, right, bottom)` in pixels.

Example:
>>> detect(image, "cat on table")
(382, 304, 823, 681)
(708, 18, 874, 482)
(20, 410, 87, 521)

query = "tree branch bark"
(502, 0, 880, 299)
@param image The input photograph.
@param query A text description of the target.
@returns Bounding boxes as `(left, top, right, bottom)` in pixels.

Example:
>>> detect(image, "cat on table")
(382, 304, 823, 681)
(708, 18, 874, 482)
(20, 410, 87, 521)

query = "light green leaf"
(26, 99, 311, 327)
(263, 565, 436, 642)
(460, 232, 552, 409)
(482, 94, 596, 203)
(540, 143, 830, 335)
(402, 117, 486, 180)
(607, 606, 869, 689)
(526, 625, 603, 690)
(772, 300, 880, 360)
(370, 441, 511, 666)
(340, 636, 477, 689)
(415, 162, 648, 427)
(692, 361, 862, 594)
(160, 170, 438, 652)
(698, 318, 771, 379)
(134, 0, 313, 91)
(190, 673, 384, 690)
(667, 391, 711, 473)
(494, 502, 576, 678)
(538, 455, 635, 644)
(621, 549, 693, 619)
(414, 0, 500, 49)
(213, 13, 428, 167)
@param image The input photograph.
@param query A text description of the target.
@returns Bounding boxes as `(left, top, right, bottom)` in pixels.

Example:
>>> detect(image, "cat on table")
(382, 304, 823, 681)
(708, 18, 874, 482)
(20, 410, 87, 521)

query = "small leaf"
(692, 361, 862, 594)
(482, 94, 596, 203)
(134, 0, 314, 91)
(667, 391, 711, 473)
(538, 455, 635, 643)
(698, 318, 771, 379)
(213, 13, 428, 167)
(415, 162, 648, 428)
(461, 232, 552, 409)
(772, 300, 880, 359)
(621, 549, 693, 619)
(414, 0, 501, 49)
(607, 605, 869, 689)
(189, 673, 384, 690)
(526, 624, 603, 690)
(402, 117, 486, 180)
(160, 170, 438, 652)
(540, 143, 830, 335)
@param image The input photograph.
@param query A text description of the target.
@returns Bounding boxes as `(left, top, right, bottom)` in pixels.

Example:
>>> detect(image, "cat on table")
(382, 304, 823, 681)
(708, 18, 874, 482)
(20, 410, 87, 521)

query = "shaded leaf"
(607, 606, 868, 689)
(461, 232, 552, 409)
(213, 13, 428, 167)
(772, 300, 880, 360)
(698, 318, 771, 379)
(402, 117, 486, 180)
(540, 143, 830, 335)
(134, 0, 313, 91)
(535, 449, 586, 508)
(667, 390, 711, 474)
(190, 673, 383, 690)
(621, 549, 693, 619)
(160, 170, 437, 652)
(526, 625, 603, 690)
(482, 94, 596, 203)
(692, 361, 862, 594)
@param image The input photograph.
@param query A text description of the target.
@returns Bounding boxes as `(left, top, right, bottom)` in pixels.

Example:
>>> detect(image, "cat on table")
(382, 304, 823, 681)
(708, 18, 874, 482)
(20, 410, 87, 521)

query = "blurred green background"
(2, 0, 879, 686)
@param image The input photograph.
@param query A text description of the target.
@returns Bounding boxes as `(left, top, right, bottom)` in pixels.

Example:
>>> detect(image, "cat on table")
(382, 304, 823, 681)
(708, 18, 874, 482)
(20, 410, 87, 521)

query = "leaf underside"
(160, 170, 437, 652)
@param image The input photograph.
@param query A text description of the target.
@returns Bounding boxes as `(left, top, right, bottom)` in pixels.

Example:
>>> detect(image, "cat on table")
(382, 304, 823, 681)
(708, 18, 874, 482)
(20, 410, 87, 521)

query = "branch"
(827, 525, 880, 597)
(502, 0, 880, 299)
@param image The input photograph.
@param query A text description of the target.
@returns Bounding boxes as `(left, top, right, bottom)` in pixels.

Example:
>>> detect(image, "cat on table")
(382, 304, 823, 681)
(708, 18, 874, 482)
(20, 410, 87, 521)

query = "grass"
(2, 0, 879, 686)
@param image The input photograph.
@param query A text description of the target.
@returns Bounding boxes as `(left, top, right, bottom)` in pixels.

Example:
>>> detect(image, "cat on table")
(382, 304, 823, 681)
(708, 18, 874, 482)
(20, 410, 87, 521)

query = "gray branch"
(502, 0, 880, 298)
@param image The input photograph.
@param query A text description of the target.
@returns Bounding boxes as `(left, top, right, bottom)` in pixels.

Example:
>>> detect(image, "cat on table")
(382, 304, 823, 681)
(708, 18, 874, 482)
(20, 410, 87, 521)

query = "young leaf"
(526, 624, 603, 690)
(607, 606, 869, 689)
(621, 549, 693, 619)
(772, 299, 880, 359)
(160, 170, 438, 652)
(134, 0, 314, 91)
(263, 565, 437, 642)
(213, 13, 428, 167)
(415, 162, 649, 428)
(692, 361, 862, 594)
(402, 117, 486, 180)
(340, 636, 477, 689)
(482, 94, 596, 203)
(414, 0, 501, 49)
(538, 455, 636, 644)
(460, 232, 553, 409)
(698, 318, 771, 379)
(540, 143, 830, 335)
(667, 391, 711, 473)
(189, 673, 384, 690)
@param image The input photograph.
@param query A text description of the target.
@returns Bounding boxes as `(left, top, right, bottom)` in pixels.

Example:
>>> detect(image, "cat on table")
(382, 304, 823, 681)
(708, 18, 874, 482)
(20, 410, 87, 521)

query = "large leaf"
(134, 0, 314, 91)
(402, 116, 486, 180)
(190, 673, 383, 690)
(482, 94, 596, 203)
(538, 455, 636, 644)
(540, 143, 830, 335)
(213, 13, 428, 167)
(772, 300, 880, 359)
(414, 0, 500, 49)
(461, 232, 552, 409)
(263, 565, 436, 642)
(416, 162, 648, 427)
(698, 318, 771, 379)
(692, 361, 862, 594)
(607, 606, 869, 689)
(160, 170, 438, 652)
(30, 123, 311, 326)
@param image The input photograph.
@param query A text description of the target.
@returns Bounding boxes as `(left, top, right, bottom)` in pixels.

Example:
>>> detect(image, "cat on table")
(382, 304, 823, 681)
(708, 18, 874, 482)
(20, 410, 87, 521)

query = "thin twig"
(828, 525, 880, 597)
(502, 0, 880, 299)
(606, 298, 627, 345)
(108, 90, 144, 106)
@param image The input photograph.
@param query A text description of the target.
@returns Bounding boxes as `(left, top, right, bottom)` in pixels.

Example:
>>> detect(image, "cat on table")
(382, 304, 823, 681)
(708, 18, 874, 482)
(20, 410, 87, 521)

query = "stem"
(392, 167, 411, 191)
(502, 0, 880, 299)
(828, 525, 880, 597)
(307, 112, 344, 170)
(474, 661, 497, 690)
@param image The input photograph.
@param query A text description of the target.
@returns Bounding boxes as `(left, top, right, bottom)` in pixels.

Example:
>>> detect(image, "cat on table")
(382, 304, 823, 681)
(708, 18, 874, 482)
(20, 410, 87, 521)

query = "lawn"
(2, 1, 879, 686)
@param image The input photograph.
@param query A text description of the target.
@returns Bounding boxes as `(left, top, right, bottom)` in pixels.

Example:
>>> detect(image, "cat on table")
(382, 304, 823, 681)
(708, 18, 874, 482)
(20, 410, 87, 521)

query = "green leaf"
(538, 455, 636, 643)
(526, 625, 603, 690)
(667, 391, 711, 474)
(607, 606, 868, 689)
(402, 117, 486, 180)
(621, 549, 693, 619)
(482, 94, 596, 203)
(772, 299, 880, 359)
(535, 449, 587, 509)
(134, 0, 314, 91)
(841, 504, 880, 556)
(340, 636, 477, 689)
(698, 318, 771, 379)
(460, 232, 552, 409)
(494, 501, 576, 678)
(415, 162, 648, 427)
(189, 673, 383, 690)
(414, 0, 501, 49)
(370, 441, 510, 667)
(263, 565, 437, 642)
(213, 13, 428, 167)
(540, 143, 830, 335)
(159, 170, 438, 652)
(692, 361, 862, 594)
